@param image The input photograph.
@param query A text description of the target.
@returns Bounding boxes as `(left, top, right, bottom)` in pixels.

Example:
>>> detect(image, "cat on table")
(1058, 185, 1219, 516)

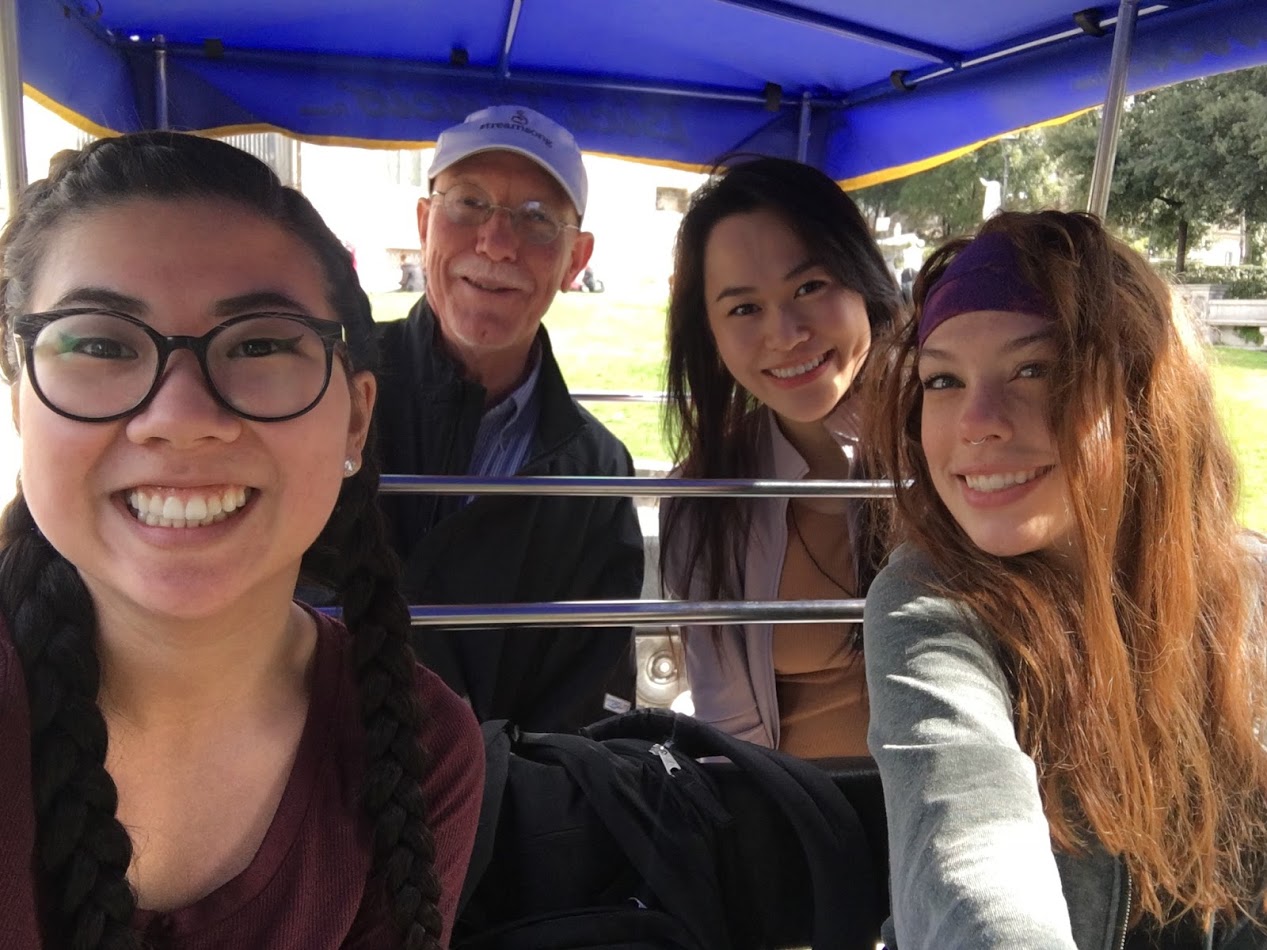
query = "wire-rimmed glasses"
(431, 182, 579, 245)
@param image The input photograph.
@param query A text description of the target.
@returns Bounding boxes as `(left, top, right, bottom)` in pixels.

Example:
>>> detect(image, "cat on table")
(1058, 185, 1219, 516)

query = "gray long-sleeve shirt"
(863, 543, 1126, 950)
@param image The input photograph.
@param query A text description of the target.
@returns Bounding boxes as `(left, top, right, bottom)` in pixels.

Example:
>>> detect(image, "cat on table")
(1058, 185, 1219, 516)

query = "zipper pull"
(649, 742, 681, 775)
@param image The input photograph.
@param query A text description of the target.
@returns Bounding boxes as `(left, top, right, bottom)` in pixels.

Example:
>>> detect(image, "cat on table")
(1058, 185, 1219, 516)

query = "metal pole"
(158, 41, 807, 109)
(1001, 147, 1009, 210)
(571, 390, 666, 403)
(402, 598, 866, 629)
(154, 36, 169, 130)
(290, 135, 302, 189)
(332, 598, 868, 629)
(1087, 0, 1139, 218)
(498, 0, 524, 78)
(796, 91, 811, 163)
(376, 473, 900, 499)
(0, 0, 28, 210)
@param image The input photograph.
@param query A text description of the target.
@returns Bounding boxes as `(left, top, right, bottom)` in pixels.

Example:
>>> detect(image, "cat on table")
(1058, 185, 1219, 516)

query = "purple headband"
(917, 231, 1054, 347)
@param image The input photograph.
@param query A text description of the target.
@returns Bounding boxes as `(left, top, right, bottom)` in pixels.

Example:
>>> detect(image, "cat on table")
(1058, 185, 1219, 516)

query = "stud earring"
(343, 458, 359, 477)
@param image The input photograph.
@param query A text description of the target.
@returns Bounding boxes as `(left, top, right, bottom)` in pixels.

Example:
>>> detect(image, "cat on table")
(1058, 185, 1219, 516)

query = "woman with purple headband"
(864, 211, 1267, 948)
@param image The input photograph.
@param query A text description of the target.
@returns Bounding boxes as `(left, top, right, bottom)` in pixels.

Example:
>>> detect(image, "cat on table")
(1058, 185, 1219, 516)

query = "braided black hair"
(0, 132, 443, 949)
(303, 425, 444, 946)
(0, 498, 138, 949)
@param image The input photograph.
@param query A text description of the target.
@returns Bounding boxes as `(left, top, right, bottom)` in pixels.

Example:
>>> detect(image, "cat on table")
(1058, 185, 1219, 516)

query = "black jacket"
(374, 298, 644, 732)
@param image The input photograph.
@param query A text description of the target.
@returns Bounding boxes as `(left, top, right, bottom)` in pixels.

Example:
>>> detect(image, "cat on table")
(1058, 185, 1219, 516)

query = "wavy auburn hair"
(868, 209, 1267, 927)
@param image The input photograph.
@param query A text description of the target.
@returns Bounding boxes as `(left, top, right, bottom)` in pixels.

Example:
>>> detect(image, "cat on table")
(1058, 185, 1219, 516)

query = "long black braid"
(303, 425, 444, 947)
(0, 500, 139, 950)
(0, 132, 444, 949)
(292, 184, 445, 947)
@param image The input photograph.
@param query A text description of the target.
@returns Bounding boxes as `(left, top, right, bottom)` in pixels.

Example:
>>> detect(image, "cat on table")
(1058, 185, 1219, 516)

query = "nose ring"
(968, 437, 989, 445)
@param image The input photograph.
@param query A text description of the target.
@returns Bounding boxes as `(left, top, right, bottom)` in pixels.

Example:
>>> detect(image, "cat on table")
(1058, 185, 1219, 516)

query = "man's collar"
(402, 296, 590, 448)
(417, 296, 542, 404)
(490, 339, 543, 416)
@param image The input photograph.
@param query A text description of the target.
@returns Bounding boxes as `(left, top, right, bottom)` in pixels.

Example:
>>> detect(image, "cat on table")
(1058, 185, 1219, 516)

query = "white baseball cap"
(428, 105, 588, 219)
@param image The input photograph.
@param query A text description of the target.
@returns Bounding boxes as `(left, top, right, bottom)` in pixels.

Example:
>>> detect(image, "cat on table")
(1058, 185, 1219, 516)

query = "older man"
(374, 106, 644, 732)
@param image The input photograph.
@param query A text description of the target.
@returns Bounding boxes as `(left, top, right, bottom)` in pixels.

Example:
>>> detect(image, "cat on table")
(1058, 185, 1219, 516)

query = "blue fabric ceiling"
(16, 0, 1267, 185)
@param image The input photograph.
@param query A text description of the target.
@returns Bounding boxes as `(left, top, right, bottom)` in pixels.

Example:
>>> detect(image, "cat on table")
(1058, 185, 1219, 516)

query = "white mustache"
(451, 260, 532, 293)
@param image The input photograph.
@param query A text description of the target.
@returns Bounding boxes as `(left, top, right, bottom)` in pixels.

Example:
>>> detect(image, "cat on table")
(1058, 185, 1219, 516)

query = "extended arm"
(863, 548, 1077, 950)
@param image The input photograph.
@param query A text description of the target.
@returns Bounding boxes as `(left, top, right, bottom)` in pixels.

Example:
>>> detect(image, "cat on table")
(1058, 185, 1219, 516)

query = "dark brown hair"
(0, 132, 443, 949)
(661, 156, 902, 615)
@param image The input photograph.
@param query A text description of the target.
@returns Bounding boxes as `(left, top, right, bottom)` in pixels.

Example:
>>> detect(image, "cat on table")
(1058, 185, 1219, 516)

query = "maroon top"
(0, 617, 40, 945)
(0, 609, 484, 949)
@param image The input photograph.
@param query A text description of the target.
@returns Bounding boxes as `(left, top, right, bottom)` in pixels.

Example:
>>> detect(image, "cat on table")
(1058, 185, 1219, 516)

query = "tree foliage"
(853, 64, 1267, 270)
(1085, 66, 1267, 267)
(851, 129, 1083, 244)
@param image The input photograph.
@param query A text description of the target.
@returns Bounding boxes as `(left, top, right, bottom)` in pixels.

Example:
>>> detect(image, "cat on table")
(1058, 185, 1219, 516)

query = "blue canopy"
(11, 0, 1267, 186)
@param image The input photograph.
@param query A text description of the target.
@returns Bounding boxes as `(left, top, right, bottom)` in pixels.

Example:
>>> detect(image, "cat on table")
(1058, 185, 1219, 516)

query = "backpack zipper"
(1116, 865, 1133, 950)
(649, 743, 682, 775)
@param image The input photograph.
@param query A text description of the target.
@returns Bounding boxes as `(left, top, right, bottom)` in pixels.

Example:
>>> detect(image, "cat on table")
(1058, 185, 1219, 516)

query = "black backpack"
(452, 708, 885, 950)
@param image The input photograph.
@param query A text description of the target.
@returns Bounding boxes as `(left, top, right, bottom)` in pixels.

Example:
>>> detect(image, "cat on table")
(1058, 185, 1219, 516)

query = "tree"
(851, 131, 1076, 243)
(854, 65, 1267, 271)
(1047, 66, 1267, 269)
(849, 178, 904, 232)
(851, 149, 988, 241)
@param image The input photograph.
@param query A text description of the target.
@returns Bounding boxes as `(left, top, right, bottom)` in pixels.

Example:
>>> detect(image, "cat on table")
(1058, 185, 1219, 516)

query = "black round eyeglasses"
(10, 308, 348, 423)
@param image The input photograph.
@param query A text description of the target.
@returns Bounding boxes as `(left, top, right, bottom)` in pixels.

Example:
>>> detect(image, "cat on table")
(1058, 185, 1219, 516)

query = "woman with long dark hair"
(865, 210, 1267, 948)
(660, 157, 902, 757)
(0, 132, 482, 949)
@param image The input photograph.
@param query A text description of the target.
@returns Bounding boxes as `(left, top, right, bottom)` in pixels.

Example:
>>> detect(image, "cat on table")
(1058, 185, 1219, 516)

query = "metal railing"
(379, 474, 896, 499)
(384, 473, 892, 628)
(568, 390, 666, 403)
(406, 598, 865, 628)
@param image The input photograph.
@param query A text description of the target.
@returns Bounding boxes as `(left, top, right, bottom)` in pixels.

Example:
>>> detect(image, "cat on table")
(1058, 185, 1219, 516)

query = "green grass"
(1209, 347, 1267, 532)
(370, 291, 671, 464)
(371, 291, 1267, 532)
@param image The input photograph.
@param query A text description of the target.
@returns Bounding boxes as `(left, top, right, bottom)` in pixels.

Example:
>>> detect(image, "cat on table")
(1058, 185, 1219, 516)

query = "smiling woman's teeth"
(964, 469, 1043, 492)
(769, 353, 828, 379)
(126, 487, 251, 528)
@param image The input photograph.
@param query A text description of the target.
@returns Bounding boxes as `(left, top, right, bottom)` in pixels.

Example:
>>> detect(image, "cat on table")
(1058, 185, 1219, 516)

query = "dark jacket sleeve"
(500, 439, 644, 732)
(573, 443, 644, 601)
(517, 475, 644, 732)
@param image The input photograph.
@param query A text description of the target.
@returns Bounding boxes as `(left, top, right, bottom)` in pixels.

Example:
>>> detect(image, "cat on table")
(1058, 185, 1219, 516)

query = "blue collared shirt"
(465, 343, 543, 502)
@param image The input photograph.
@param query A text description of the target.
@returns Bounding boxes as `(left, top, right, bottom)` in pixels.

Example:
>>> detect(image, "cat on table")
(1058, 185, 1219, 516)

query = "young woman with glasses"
(0, 132, 482, 949)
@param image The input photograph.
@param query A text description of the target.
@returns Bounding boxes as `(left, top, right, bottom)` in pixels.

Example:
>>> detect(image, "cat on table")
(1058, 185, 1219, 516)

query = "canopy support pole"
(796, 91, 810, 163)
(498, 0, 523, 77)
(1087, 0, 1139, 217)
(154, 36, 169, 129)
(0, 0, 28, 209)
